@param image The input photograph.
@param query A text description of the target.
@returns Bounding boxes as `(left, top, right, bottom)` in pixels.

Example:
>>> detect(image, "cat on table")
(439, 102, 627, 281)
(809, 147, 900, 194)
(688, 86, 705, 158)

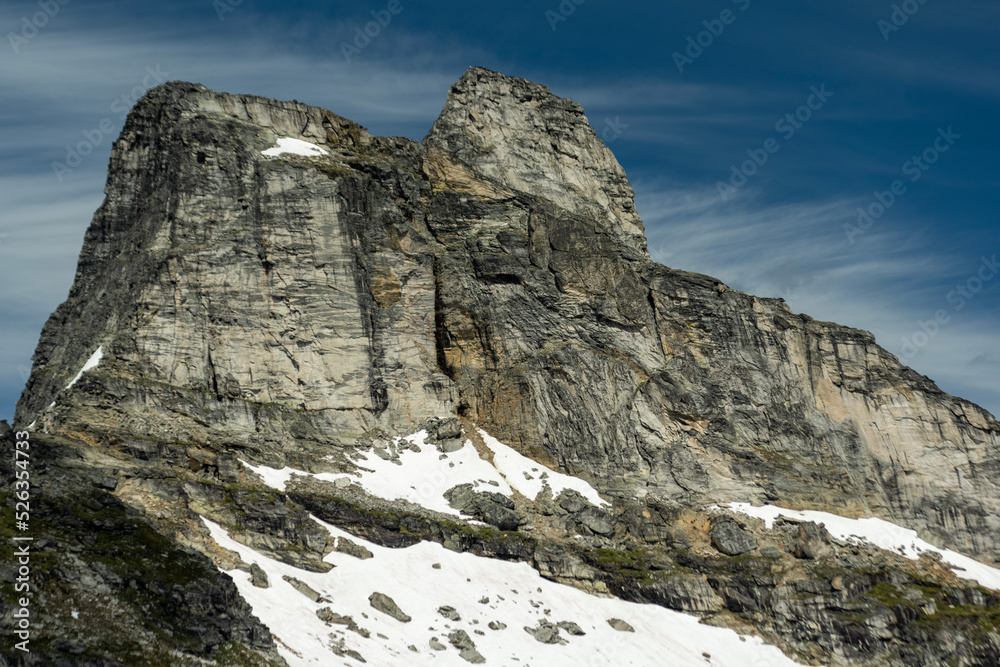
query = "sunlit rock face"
(11, 67, 1000, 666)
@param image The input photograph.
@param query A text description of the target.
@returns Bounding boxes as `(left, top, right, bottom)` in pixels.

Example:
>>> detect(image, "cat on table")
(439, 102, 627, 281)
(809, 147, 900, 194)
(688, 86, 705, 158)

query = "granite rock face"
(6, 67, 1000, 665)
(424, 67, 647, 259)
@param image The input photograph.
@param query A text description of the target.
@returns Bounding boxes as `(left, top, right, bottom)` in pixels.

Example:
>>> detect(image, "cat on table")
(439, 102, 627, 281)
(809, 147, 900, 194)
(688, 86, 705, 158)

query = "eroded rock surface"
(5, 67, 1000, 666)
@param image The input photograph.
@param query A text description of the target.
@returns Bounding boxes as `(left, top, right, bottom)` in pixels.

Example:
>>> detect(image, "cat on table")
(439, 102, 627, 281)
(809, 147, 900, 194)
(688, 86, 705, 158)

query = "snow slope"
(723, 503, 1000, 591)
(66, 346, 103, 389)
(478, 429, 609, 507)
(241, 429, 608, 517)
(203, 516, 803, 667)
(27, 345, 105, 431)
(262, 137, 328, 158)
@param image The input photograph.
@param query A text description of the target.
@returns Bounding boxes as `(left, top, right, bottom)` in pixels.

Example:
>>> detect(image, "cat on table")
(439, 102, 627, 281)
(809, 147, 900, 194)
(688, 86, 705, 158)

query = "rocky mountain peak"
(425, 67, 647, 259)
(7, 70, 1000, 666)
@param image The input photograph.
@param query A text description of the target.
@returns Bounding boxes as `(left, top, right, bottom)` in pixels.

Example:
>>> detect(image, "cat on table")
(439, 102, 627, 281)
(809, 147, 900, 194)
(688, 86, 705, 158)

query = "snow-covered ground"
(203, 516, 803, 667)
(722, 503, 1000, 591)
(66, 346, 103, 389)
(241, 429, 609, 518)
(478, 429, 609, 507)
(262, 137, 328, 158)
(27, 345, 105, 431)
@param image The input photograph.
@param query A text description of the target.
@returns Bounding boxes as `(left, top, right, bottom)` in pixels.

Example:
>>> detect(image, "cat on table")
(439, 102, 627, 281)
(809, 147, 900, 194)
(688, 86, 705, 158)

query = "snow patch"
(723, 503, 1000, 591)
(479, 429, 609, 507)
(240, 431, 512, 518)
(242, 429, 609, 518)
(327, 431, 512, 516)
(262, 137, 328, 158)
(66, 346, 103, 389)
(240, 461, 301, 491)
(202, 516, 803, 667)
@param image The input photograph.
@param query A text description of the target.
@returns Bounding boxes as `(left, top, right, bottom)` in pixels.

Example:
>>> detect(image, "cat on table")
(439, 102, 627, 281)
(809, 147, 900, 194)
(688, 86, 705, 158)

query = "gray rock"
(786, 521, 833, 560)
(316, 609, 369, 637)
(249, 563, 270, 588)
(437, 605, 461, 621)
(445, 484, 522, 531)
(760, 545, 783, 559)
(329, 636, 366, 663)
(577, 507, 614, 536)
(524, 620, 566, 644)
(656, 575, 725, 613)
(438, 438, 464, 453)
(282, 575, 323, 602)
(607, 618, 635, 632)
(333, 536, 374, 560)
(368, 592, 411, 623)
(710, 519, 758, 556)
(448, 629, 486, 663)
(557, 621, 586, 636)
(96, 475, 120, 490)
(429, 637, 446, 651)
(431, 417, 464, 441)
(557, 490, 591, 515)
(425, 67, 647, 258)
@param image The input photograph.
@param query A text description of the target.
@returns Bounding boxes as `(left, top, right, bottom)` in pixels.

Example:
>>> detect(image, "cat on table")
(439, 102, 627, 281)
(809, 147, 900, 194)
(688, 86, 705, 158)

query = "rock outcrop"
(4, 67, 1000, 666)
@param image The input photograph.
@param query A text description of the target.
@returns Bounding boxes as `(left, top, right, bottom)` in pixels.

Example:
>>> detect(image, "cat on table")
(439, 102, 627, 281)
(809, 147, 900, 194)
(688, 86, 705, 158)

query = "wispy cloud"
(0, 13, 472, 421)
(1, 1, 995, 425)
(844, 47, 1000, 100)
(636, 182, 999, 417)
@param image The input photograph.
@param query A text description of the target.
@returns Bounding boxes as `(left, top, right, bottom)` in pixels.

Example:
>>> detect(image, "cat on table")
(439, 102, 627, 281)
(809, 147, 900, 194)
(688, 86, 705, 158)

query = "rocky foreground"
(2, 68, 999, 665)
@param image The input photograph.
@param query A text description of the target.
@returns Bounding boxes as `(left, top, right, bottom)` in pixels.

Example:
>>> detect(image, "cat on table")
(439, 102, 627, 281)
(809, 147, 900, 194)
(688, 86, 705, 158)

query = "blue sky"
(1, 0, 997, 422)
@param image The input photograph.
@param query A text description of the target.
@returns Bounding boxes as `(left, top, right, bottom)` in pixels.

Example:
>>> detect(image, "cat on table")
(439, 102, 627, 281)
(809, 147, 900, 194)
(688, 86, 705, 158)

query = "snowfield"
(66, 346, 103, 389)
(262, 137, 329, 158)
(478, 429, 609, 507)
(722, 503, 1000, 591)
(27, 345, 105, 431)
(241, 429, 608, 518)
(203, 516, 804, 667)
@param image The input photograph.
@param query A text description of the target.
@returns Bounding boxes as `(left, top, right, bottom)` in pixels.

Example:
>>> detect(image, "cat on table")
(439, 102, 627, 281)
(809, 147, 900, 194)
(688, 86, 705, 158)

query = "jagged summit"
(425, 67, 647, 258)
(7, 72, 1000, 666)
(133, 69, 649, 259)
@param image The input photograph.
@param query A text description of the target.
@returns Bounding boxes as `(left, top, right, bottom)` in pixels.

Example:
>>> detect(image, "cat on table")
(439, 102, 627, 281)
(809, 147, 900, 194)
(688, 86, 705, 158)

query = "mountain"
(3, 67, 999, 666)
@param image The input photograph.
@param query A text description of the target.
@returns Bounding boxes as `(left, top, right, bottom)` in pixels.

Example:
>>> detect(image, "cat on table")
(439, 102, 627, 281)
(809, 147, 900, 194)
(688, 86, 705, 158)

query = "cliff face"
(6, 68, 1000, 666)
